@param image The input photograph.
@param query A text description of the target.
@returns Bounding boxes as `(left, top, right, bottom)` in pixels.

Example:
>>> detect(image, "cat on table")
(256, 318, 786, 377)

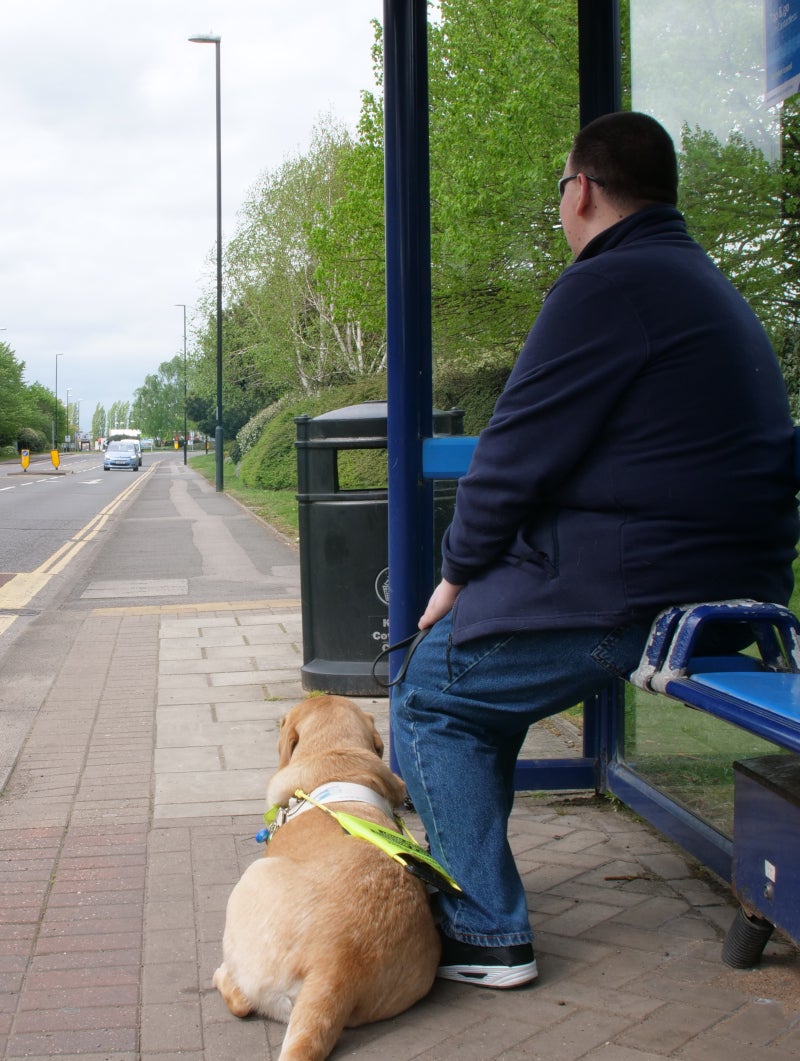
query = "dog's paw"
(213, 964, 253, 1018)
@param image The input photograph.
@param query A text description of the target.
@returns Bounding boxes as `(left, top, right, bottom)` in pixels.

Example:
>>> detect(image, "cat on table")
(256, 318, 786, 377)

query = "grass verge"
(190, 454, 299, 542)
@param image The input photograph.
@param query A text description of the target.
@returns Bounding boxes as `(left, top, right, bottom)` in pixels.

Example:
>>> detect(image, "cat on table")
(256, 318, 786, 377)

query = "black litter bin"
(295, 400, 463, 695)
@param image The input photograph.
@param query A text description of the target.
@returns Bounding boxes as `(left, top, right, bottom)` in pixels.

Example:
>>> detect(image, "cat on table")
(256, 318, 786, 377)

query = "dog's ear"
(278, 716, 300, 766)
(363, 712, 384, 759)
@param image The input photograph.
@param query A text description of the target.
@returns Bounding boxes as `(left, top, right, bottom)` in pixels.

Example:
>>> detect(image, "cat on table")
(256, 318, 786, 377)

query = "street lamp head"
(189, 34, 220, 44)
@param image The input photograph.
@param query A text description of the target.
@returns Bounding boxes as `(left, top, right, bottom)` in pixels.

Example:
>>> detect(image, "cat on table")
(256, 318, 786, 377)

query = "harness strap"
(257, 783, 461, 896)
(294, 788, 462, 896)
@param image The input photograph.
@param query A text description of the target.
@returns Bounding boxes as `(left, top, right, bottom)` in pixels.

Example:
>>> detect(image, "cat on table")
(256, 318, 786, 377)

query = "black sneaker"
(437, 933, 538, 988)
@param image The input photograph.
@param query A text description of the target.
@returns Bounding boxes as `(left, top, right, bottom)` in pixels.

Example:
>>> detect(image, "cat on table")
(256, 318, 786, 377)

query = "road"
(0, 450, 167, 646)
(0, 449, 155, 574)
(0, 448, 301, 645)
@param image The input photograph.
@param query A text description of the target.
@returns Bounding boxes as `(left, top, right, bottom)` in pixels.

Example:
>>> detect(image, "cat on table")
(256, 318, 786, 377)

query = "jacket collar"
(576, 204, 688, 263)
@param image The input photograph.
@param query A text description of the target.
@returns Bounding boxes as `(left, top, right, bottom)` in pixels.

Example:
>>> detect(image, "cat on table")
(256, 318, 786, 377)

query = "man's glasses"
(558, 173, 606, 199)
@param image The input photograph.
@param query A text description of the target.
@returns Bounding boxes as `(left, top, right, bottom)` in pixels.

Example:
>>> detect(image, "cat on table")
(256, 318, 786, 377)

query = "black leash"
(371, 628, 430, 689)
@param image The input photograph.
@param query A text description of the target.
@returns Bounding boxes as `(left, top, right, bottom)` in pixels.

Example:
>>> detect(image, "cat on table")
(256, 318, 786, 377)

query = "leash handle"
(371, 628, 430, 689)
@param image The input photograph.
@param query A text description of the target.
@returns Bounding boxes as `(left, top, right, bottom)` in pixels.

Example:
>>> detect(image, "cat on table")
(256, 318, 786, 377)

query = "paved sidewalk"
(2, 520, 800, 1057)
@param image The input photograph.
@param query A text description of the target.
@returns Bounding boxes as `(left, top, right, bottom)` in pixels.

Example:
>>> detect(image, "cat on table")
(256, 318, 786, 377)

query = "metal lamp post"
(189, 33, 223, 491)
(175, 303, 188, 465)
(53, 353, 63, 450)
(75, 398, 85, 450)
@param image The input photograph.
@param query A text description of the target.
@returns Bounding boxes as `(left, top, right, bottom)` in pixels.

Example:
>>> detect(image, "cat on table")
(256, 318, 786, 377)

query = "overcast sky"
(1, 0, 381, 434)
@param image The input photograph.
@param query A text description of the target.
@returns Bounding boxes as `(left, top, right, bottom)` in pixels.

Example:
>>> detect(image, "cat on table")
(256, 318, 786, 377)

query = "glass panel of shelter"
(621, 0, 791, 835)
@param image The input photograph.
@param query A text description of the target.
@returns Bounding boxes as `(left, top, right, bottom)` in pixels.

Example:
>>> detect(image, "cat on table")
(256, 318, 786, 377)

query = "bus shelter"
(381, 0, 799, 934)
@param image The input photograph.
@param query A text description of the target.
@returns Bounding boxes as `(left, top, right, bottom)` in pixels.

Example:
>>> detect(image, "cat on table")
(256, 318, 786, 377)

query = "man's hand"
(419, 579, 464, 629)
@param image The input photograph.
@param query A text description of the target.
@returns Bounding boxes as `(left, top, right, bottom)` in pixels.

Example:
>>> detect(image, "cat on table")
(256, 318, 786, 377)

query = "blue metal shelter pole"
(577, 0, 622, 787)
(383, 0, 434, 763)
(577, 0, 621, 124)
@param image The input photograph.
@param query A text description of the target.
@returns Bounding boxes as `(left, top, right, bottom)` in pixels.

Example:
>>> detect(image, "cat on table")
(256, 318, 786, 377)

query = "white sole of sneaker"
(436, 959, 538, 989)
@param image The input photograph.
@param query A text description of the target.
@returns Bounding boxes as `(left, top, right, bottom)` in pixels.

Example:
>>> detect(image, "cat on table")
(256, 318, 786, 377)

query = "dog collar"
(303, 782, 396, 819)
(262, 782, 397, 837)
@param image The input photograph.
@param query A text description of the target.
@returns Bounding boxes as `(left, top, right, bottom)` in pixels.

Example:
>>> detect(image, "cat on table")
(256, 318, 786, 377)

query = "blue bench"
(629, 600, 800, 753)
(422, 434, 800, 965)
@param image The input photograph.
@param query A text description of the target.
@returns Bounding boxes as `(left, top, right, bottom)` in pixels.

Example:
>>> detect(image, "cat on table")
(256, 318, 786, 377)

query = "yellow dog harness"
(259, 782, 461, 896)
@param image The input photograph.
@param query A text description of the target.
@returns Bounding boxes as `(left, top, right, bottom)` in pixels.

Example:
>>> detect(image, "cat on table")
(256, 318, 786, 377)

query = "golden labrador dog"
(213, 695, 440, 1061)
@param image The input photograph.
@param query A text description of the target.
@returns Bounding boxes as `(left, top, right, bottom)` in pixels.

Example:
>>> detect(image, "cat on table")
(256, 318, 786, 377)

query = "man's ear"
(575, 172, 594, 215)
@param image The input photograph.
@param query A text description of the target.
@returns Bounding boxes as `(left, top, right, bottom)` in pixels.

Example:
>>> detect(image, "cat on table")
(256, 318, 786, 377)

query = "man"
(391, 111, 798, 989)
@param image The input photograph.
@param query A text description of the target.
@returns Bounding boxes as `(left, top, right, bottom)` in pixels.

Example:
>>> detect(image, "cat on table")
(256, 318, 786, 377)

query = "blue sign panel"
(765, 0, 800, 106)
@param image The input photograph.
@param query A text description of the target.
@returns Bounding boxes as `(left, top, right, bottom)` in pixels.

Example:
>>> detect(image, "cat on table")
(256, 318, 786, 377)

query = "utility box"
(731, 754, 800, 944)
(295, 401, 463, 695)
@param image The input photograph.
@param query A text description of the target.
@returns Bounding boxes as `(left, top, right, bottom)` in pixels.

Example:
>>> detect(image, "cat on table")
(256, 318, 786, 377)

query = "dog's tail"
(277, 971, 354, 1061)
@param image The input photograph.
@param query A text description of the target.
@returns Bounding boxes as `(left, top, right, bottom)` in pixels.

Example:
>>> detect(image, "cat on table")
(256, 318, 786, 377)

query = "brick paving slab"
(1, 527, 799, 1058)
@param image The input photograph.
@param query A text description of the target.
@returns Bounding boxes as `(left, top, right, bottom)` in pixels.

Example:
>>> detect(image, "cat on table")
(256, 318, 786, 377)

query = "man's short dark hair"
(571, 111, 678, 207)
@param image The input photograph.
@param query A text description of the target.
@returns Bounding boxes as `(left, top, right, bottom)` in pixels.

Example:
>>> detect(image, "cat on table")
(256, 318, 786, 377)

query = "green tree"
(426, 0, 578, 361)
(107, 401, 130, 434)
(186, 395, 215, 439)
(0, 351, 59, 448)
(680, 126, 789, 332)
(23, 382, 58, 441)
(309, 83, 389, 364)
(332, 0, 580, 372)
(218, 115, 386, 399)
(17, 426, 48, 453)
(188, 4, 582, 413)
(92, 404, 107, 440)
(131, 356, 188, 441)
(775, 97, 800, 412)
(0, 342, 31, 446)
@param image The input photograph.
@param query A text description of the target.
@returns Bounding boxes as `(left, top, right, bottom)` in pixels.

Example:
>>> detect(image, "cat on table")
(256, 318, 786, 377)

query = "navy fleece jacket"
(442, 205, 799, 644)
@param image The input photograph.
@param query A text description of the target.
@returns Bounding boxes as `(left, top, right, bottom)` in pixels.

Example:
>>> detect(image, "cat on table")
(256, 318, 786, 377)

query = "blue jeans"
(390, 612, 653, 948)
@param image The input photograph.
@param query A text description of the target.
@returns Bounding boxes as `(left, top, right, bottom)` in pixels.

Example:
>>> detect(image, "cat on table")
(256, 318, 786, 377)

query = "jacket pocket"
(511, 513, 559, 577)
